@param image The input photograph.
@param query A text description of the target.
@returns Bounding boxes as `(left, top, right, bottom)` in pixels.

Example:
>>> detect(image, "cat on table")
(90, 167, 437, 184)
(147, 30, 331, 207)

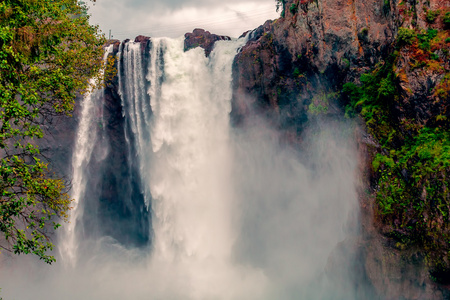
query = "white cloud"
(87, 0, 280, 39)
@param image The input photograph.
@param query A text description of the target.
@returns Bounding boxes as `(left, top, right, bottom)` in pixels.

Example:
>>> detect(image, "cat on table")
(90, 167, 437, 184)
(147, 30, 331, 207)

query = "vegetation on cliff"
(234, 0, 450, 290)
(343, 11, 450, 281)
(0, 0, 104, 263)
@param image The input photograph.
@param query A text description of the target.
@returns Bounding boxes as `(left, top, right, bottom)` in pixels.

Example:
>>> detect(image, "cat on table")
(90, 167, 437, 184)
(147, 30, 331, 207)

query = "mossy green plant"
(289, 3, 298, 14)
(425, 9, 440, 23)
(444, 12, 450, 28)
(397, 28, 416, 45)
(342, 49, 450, 279)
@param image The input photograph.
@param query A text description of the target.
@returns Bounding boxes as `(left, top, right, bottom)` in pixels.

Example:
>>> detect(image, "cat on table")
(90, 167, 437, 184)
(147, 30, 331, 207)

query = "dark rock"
(105, 39, 121, 53)
(184, 28, 231, 57)
(134, 35, 150, 44)
(134, 35, 151, 53)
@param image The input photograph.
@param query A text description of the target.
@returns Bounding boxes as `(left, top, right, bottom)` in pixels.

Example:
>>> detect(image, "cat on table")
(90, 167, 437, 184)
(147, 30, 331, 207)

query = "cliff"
(231, 0, 450, 298)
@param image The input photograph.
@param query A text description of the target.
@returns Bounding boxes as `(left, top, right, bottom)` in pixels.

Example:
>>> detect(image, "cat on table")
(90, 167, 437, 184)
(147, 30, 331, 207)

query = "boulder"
(184, 28, 231, 57)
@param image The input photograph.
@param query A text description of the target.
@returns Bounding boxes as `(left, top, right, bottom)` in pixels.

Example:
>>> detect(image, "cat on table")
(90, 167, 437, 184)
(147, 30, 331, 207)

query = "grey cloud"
(88, 0, 278, 39)
(118, 0, 246, 11)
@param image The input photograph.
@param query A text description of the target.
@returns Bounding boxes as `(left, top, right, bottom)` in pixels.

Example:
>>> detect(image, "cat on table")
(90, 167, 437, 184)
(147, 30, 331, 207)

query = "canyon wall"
(231, 0, 450, 298)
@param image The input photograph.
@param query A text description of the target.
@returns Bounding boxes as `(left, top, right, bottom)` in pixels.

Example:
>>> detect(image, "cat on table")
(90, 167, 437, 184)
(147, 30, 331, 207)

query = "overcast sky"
(87, 0, 280, 40)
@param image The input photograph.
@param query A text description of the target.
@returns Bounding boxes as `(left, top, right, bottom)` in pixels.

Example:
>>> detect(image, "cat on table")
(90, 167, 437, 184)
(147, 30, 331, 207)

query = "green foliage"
(343, 50, 450, 277)
(374, 128, 450, 217)
(444, 12, 450, 28)
(289, 3, 299, 14)
(397, 27, 416, 45)
(374, 128, 450, 269)
(358, 27, 369, 42)
(418, 28, 438, 51)
(0, 0, 105, 263)
(308, 103, 328, 114)
(308, 92, 337, 115)
(342, 58, 398, 145)
(342, 58, 350, 68)
(425, 9, 440, 23)
(431, 52, 439, 60)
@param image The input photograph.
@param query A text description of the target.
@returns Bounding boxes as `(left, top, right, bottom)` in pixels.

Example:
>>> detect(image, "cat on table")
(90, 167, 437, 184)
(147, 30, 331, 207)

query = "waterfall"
(60, 45, 114, 266)
(118, 42, 153, 209)
(0, 36, 364, 300)
(148, 37, 240, 262)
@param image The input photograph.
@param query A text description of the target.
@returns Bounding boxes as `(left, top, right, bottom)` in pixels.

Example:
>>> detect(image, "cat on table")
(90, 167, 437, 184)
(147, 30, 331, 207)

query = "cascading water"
(60, 45, 114, 266)
(148, 37, 238, 262)
(0, 35, 367, 300)
(119, 41, 154, 209)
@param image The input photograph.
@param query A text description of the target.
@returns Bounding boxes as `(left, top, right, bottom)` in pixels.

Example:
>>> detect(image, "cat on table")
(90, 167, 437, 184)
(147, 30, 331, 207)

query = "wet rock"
(134, 35, 151, 53)
(184, 28, 231, 57)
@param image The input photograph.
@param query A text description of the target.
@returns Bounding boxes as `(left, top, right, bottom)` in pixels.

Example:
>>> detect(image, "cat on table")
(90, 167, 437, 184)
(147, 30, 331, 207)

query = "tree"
(0, 0, 105, 263)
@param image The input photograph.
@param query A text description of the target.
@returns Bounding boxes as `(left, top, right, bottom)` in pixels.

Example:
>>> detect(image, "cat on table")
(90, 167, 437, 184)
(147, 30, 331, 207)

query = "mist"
(0, 37, 370, 300)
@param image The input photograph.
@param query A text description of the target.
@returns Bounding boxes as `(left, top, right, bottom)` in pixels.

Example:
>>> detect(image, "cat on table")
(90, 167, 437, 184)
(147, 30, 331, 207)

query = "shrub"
(289, 3, 298, 14)
(444, 12, 450, 28)
(397, 27, 416, 45)
(426, 10, 440, 23)
(417, 29, 438, 51)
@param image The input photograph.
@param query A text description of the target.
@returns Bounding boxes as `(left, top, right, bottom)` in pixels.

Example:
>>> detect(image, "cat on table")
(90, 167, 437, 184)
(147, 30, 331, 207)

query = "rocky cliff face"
(232, 0, 449, 127)
(231, 0, 450, 298)
(231, 0, 396, 129)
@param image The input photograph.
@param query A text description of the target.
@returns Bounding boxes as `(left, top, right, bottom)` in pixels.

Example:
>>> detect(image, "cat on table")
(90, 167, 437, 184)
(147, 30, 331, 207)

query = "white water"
(60, 45, 113, 266)
(150, 37, 237, 262)
(0, 37, 361, 299)
(119, 42, 153, 208)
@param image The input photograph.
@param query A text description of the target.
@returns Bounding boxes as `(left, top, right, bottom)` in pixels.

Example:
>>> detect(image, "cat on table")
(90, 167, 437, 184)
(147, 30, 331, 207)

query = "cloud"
(87, 0, 279, 39)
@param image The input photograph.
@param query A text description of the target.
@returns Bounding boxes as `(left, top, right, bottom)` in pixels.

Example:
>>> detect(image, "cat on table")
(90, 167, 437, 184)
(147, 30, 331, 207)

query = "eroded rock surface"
(184, 28, 231, 57)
